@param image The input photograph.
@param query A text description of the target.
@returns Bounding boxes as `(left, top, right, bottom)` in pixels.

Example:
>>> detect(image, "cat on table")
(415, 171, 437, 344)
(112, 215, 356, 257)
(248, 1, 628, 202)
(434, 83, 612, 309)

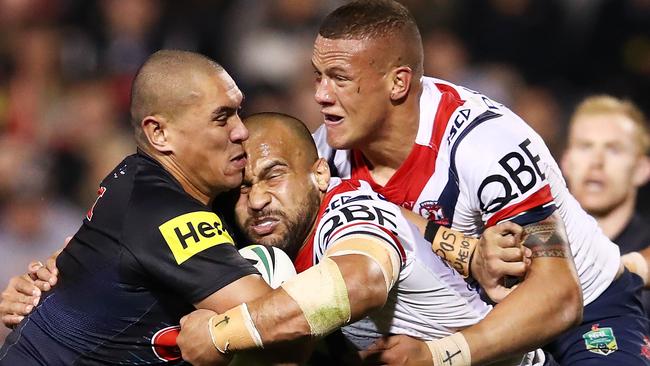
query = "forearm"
(462, 257, 581, 364)
(207, 247, 392, 355)
(249, 254, 387, 345)
(461, 212, 582, 365)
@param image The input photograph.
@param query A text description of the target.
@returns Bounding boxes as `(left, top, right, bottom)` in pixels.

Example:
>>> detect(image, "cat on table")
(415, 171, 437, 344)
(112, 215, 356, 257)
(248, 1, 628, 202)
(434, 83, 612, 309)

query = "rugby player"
(0, 50, 276, 365)
(308, 1, 648, 364)
(177, 112, 545, 366)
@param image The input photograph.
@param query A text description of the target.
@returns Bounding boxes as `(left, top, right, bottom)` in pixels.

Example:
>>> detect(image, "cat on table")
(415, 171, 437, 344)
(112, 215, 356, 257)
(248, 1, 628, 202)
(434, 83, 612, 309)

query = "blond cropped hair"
(570, 95, 649, 155)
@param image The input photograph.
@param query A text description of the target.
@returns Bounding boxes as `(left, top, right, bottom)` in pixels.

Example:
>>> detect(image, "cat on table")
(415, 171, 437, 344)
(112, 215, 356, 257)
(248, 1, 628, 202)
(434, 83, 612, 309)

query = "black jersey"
(0, 152, 258, 365)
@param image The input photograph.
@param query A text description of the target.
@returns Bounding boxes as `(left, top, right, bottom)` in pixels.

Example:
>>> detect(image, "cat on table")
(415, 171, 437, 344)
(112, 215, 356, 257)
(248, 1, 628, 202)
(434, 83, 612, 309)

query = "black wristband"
(424, 221, 442, 242)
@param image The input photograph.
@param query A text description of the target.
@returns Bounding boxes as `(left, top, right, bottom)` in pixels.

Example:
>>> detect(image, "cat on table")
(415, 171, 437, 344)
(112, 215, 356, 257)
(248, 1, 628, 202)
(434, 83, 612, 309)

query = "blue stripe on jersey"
(508, 203, 557, 226)
(438, 110, 503, 224)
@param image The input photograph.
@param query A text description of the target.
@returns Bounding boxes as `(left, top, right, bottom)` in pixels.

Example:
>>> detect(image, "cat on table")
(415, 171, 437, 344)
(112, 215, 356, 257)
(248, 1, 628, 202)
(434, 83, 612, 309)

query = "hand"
(1, 274, 41, 328)
(359, 335, 432, 366)
(27, 238, 66, 292)
(178, 309, 231, 366)
(470, 221, 531, 302)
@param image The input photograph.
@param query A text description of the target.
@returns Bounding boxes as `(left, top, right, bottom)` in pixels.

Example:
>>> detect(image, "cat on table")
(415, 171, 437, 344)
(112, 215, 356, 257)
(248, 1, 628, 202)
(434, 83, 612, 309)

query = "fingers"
(46, 254, 59, 278)
(180, 315, 188, 327)
(27, 261, 57, 289)
(495, 221, 524, 237)
(494, 261, 528, 278)
(1, 314, 25, 328)
(499, 247, 526, 262)
(484, 285, 515, 303)
(13, 275, 41, 298)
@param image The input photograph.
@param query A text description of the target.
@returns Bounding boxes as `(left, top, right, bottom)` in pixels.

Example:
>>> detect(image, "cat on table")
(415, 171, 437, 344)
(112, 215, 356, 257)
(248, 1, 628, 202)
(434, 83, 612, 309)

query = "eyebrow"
(311, 61, 348, 75)
(257, 158, 289, 177)
(211, 93, 246, 117)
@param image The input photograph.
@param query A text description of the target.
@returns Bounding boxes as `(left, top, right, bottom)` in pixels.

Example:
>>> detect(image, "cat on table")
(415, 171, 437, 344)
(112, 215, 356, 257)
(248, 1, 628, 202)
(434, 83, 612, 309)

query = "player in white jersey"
(310, 1, 649, 365)
(177, 112, 545, 366)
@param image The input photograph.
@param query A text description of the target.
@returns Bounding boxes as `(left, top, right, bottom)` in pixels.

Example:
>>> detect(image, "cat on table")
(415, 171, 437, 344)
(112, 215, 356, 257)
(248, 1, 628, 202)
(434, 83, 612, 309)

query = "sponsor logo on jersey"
(151, 325, 181, 361)
(582, 324, 618, 356)
(478, 138, 546, 213)
(159, 211, 234, 264)
(319, 203, 398, 244)
(418, 200, 450, 225)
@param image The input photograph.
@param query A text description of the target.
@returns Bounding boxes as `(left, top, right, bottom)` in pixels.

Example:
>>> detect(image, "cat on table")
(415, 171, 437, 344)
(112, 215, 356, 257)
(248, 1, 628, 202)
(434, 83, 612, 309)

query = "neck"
(592, 195, 636, 240)
(141, 147, 214, 205)
(360, 82, 422, 183)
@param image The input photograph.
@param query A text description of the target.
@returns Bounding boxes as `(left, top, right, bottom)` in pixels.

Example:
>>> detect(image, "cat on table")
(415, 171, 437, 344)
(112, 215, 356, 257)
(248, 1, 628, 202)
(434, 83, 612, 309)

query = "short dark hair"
(243, 112, 319, 164)
(319, 0, 419, 41)
(318, 0, 423, 76)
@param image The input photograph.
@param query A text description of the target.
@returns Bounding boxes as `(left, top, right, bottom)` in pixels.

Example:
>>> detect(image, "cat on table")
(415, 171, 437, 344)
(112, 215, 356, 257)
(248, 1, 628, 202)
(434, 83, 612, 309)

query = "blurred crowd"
(0, 0, 648, 341)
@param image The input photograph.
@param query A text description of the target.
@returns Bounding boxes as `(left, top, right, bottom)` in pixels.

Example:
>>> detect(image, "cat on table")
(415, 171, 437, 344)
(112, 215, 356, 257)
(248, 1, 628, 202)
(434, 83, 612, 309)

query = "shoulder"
(315, 180, 409, 256)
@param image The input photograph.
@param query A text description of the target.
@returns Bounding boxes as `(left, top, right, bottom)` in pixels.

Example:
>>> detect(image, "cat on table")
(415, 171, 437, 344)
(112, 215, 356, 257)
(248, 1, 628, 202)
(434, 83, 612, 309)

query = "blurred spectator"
(4, 25, 63, 142)
(0, 137, 82, 343)
(513, 86, 565, 158)
(561, 95, 650, 315)
(226, 0, 341, 91)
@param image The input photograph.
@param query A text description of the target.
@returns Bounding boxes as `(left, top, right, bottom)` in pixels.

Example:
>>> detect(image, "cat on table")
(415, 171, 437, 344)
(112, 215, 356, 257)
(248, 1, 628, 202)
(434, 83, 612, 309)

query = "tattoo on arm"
(523, 219, 570, 259)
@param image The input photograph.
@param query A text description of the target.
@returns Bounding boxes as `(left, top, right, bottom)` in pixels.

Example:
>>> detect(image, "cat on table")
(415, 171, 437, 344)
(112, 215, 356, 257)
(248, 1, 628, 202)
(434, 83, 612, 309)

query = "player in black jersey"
(0, 50, 272, 365)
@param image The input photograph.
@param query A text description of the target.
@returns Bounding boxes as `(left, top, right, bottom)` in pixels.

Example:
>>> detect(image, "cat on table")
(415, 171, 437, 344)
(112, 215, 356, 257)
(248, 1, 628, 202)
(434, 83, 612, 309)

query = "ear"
(390, 66, 413, 101)
(311, 158, 330, 193)
(141, 115, 172, 153)
(632, 155, 650, 187)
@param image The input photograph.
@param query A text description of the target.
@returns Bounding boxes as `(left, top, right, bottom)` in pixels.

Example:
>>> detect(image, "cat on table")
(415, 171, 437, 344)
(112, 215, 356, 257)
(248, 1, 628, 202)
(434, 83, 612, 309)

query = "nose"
(314, 78, 334, 106)
(230, 114, 249, 143)
(247, 183, 271, 212)
(588, 148, 605, 169)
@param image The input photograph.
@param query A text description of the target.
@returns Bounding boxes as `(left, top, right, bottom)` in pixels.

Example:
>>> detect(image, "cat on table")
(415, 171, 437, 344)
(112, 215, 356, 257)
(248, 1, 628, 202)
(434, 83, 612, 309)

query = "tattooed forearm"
(523, 216, 571, 258)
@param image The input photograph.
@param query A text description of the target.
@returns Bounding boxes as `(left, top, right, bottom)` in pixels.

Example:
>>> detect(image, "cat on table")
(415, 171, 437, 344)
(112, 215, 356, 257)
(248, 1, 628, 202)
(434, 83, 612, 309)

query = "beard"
(241, 185, 322, 260)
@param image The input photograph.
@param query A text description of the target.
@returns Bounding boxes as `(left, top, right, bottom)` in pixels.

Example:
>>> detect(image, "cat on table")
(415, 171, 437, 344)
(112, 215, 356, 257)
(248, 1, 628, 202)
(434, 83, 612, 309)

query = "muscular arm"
(249, 249, 389, 344)
(460, 211, 582, 364)
(178, 236, 397, 363)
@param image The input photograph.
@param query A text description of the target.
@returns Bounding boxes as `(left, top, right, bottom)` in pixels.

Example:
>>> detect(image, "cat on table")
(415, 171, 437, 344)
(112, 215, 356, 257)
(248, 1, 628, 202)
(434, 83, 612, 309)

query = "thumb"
(180, 315, 188, 327)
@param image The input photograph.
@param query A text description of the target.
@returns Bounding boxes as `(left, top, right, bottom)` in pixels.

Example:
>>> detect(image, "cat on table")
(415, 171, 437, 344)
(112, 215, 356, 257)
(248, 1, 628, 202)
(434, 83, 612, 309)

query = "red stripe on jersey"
(328, 221, 407, 265)
(486, 184, 554, 227)
(293, 180, 362, 273)
(350, 84, 464, 209)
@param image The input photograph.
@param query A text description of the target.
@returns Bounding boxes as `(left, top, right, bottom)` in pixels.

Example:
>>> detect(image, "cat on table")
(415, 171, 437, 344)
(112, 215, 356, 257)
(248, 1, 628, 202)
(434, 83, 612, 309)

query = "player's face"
(312, 35, 392, 149)
(562, 113, 646, 216)
(170, 70, 248, 195)
(234, 129, 321, 258)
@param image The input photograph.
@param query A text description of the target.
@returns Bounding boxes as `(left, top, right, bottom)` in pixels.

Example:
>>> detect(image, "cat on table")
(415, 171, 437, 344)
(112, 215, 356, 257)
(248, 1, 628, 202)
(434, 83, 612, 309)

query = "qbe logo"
(159, 211, 234, 264)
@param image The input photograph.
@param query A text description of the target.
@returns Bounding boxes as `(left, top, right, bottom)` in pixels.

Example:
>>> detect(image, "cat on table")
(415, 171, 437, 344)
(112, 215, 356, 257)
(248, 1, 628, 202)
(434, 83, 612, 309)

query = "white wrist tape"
(208, 303, 264, 354)
(326, 235, 401, 292)
(281, 257, 351, 337)
(426, 333, 471, 366)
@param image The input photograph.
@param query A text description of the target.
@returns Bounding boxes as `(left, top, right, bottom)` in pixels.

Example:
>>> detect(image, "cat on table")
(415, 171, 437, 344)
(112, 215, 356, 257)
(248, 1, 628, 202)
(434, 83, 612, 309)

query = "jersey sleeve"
(450, 109, 557, 227)
(123, 187, 258, 304)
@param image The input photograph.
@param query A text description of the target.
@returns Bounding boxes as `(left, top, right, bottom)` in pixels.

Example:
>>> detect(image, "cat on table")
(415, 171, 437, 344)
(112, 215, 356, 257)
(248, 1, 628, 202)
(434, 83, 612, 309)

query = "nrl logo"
(418, 200, 450, 225)
(582, 324, 618, 356)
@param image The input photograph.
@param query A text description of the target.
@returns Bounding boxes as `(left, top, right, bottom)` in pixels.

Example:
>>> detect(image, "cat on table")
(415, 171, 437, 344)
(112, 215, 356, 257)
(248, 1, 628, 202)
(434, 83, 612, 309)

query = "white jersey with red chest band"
(313, 76, 620, 306)
(294, 178, 542, 365)
(295, 178, 491, 344)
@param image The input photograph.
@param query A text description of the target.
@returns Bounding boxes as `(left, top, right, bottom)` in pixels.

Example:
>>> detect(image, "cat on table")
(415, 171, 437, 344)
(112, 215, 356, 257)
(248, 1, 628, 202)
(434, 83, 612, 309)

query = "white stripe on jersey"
(313, 76, 620, 306)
